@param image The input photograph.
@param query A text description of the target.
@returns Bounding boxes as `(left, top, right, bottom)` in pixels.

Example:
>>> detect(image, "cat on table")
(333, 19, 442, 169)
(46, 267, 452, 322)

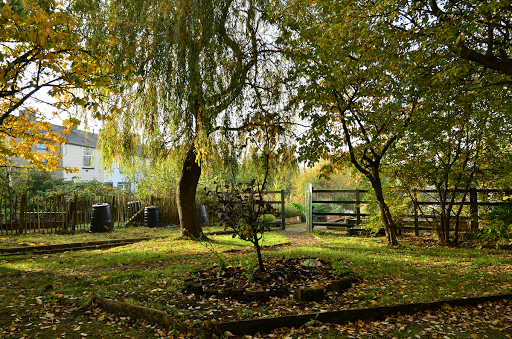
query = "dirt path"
(273, 222, 324, 248)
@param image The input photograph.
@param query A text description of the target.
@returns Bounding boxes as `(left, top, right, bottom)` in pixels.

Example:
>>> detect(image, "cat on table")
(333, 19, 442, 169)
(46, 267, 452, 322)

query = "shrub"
(477, 198, 512, 247)
(284, 203, 301, 218)
(260, 214, 276, 222)
(312, 203, 327, 214)
(207, 179, 274, 272)
(289, 202, 306, 218)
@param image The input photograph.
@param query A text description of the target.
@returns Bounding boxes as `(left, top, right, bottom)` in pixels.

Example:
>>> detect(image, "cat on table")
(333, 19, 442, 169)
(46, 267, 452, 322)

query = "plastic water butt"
(90, 203, 113, 233)
(144, 206, 162, 227)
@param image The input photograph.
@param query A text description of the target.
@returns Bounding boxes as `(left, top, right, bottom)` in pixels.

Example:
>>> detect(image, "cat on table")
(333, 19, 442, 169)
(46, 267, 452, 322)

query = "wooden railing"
(408, 188, 512, 236)
(304, 185, 511, 234)
(262, 190, 286, 230)
(304, 184, 369, 232)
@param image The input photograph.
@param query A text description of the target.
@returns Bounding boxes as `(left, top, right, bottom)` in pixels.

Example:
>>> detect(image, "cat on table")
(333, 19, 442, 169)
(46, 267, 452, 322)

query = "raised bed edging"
(91, 294, 512, 336)
(92, 296, 196, 334)
(0, 237, 162, 256)
(214, 293, 512, 335)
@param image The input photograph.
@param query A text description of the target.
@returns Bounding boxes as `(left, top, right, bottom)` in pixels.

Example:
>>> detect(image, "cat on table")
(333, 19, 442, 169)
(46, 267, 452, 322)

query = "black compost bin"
(144, 206, 162, 227)
(90, 203, 113, 233)
(196, 205, 210, 225)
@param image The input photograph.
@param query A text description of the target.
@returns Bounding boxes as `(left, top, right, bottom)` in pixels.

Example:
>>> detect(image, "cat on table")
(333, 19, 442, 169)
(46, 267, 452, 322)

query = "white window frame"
(83, 148, 93, 168)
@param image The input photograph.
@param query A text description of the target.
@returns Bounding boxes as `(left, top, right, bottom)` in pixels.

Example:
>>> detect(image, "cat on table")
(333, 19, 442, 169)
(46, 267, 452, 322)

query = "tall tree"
(277, 0, 421, 245)
(388, 84, 512, 245)
(85, 0, 283, 238)
(386, 1, 512, 78)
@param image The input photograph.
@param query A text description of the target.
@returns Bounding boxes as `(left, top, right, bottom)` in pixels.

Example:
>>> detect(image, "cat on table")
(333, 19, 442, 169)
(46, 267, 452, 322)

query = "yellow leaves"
(0, 113, 71, 172)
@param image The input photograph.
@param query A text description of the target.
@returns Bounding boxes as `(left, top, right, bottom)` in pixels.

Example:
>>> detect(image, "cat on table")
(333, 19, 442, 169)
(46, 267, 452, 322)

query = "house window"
(36, 143, 46, 150)
(117, 182, 126, 190)
(83, 148, 93, 168)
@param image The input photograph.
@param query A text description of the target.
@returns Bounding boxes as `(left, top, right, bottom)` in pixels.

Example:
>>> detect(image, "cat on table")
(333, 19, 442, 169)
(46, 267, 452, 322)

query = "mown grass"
(0, 225, 175, 247)
(0, 224, 511, 338)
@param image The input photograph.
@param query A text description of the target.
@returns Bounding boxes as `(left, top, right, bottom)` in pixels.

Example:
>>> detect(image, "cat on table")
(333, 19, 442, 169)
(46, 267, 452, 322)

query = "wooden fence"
(263, 190, 286, 230)
(0, 193, 179, 235)
(408, 188, 512, 236)
(304, 184, 511, 234)
(304, 184, 369, 232)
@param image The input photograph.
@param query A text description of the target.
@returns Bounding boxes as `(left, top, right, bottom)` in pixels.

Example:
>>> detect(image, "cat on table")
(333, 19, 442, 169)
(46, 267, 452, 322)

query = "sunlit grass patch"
(0, 226, 178, 248)
(280, 231, 512, 307)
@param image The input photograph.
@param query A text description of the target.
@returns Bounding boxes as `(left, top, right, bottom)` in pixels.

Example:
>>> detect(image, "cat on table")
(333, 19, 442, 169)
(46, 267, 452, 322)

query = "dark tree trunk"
(369, 172, 398, 246)
(176, 147, 203, 239)
(254, 236, 265, 273)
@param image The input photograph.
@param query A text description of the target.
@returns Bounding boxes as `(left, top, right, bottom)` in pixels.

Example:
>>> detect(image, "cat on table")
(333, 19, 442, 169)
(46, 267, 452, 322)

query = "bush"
(260, 214, 276, 222)
(312, 203, 327, 214)
(284, 203, 301, 218)
(289, 202, 306, 218)
(478, 198, 512, 247)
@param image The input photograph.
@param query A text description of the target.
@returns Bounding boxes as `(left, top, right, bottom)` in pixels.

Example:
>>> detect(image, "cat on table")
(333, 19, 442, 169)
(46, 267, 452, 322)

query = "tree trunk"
(369, 170, 398, 246)
(254, 236, 265, 273)
(176, 147, 203, 239)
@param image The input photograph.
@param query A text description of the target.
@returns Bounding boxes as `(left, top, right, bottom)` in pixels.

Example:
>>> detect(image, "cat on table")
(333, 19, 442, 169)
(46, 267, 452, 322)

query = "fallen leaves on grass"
(261, 299, 512, 339)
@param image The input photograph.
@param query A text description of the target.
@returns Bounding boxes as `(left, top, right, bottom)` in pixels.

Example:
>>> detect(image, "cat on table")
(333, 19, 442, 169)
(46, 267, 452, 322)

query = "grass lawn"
(0, 224, 511, 338)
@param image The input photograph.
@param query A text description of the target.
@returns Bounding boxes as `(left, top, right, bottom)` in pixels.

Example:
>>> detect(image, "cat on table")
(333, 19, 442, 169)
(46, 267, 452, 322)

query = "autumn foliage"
(0, 0, 111, 172)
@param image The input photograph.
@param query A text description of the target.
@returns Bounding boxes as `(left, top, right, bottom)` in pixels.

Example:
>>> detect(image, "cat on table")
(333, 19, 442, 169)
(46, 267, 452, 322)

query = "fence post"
(0, 195, 3, 235)
(305, 183, 313, 232)
(69, 194, 77, 234)
(355, 189, 361, 225)
(469, 187, 478, 231)
(19, 194, 27, 234)
(414, 203, 419, 236)
(111, 196, 116, 227)
(280, 190, 286, 230)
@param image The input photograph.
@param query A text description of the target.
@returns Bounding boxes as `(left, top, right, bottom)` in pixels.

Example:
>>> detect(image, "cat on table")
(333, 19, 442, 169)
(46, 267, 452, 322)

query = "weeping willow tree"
(76, 0, 283, 238)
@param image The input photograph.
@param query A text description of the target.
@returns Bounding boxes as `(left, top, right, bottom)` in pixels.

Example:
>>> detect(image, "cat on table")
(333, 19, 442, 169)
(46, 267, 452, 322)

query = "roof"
(51, 125, 98, 148)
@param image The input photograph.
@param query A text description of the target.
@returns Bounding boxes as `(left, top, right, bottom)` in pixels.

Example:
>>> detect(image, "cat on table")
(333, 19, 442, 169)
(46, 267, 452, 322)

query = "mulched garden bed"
(187, 258, 350, 300)
(143, 258, 360, 330)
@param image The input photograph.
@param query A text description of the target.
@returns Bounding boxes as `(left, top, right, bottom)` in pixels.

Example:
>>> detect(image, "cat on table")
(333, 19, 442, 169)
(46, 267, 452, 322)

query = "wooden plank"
(214, 294, 512, 335)
(93, 297, 196, 334)
(312, 189, 368, 193)
(312, 200, 371, 204)
(313, 222, 356, 227)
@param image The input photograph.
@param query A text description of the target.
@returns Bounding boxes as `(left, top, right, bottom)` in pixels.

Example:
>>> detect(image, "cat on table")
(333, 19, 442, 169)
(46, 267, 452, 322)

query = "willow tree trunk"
(176, 147, 203, 239)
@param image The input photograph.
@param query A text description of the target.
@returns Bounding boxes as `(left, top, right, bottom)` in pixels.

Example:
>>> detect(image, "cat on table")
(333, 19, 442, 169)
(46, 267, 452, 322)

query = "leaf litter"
(0, 228, 512, 338)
